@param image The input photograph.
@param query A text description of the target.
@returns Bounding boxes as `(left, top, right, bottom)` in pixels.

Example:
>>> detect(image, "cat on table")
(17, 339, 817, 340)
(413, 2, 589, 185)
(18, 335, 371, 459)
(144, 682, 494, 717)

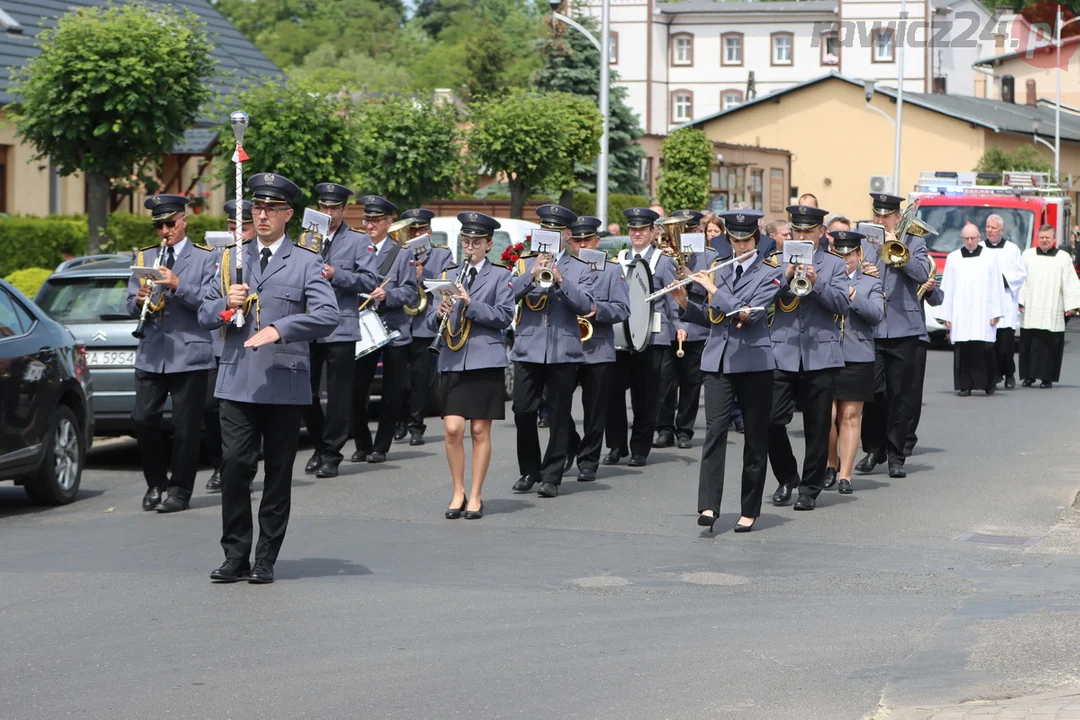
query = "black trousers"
(860, 336, 920, 461)
(353, 343, 410, 455)
(994, 327, 1016, 380)
(567, 361, 615, 473)
(699, 371, 773, 517)
(402, 336, 435, 434)
(203, 362, 223, 469)
(514, 361, 578, 486)
(606, 345, 670, 458)
(905, 341, 929, 455)
(219, 400, 303, 564)
(133, 369, 208, 499)
(768, 367, 835, 498)
(304, 341, 356, 463)
(657, 340, 705, 440)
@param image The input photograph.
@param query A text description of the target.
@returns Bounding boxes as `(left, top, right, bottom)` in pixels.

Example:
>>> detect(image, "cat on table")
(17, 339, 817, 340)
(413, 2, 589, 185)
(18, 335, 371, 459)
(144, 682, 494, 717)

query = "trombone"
(644, 250, 756, 302)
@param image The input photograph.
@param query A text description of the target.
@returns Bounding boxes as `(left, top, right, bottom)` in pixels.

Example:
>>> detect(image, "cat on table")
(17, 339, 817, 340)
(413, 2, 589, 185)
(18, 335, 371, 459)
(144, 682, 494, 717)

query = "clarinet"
(132, 239, 167, 340)
(428, 274, 466, 356)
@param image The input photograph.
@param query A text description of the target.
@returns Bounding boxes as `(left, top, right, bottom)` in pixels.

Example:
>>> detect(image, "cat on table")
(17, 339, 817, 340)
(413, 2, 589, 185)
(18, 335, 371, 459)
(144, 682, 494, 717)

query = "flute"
(645, 250, 756, 302)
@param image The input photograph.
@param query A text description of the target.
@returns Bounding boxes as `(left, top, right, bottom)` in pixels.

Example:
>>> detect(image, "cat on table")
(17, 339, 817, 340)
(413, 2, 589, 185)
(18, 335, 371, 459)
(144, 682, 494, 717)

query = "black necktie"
(165, 246, 175, 270)
(321, 238, 331, 259)
(735, 264, 743, 284)
(466, 267, 477, 290)
(635, 252, 642, 260)
(260, 247, 271, 272)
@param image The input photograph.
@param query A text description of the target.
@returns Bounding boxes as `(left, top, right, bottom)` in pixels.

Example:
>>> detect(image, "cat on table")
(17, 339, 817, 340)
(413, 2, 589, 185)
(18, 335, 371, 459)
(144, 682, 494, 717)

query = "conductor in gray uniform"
(199, 172, 339, 584)
(127, 194, 217, 513)
(767, 205, 851, 511)
(301, 182, 379, 479)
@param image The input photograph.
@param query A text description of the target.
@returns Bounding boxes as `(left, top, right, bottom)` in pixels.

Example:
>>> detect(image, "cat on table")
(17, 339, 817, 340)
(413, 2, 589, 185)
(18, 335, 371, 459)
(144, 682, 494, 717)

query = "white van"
(429, 216, 540, 265)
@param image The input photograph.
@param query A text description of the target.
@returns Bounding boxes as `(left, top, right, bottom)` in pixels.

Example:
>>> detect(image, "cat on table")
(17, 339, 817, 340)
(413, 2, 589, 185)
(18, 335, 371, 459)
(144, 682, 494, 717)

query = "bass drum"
(616, 257, 654, 354)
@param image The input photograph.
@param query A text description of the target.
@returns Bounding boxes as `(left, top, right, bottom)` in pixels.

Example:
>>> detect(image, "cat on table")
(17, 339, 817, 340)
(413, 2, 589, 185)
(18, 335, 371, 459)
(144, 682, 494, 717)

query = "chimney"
(1026, 79, 1038, 106)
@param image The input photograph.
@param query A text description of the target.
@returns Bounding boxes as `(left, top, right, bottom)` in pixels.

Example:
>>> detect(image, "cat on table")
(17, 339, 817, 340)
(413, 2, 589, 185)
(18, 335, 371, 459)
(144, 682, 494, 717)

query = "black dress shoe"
(367, 451, 386, 464)
(652, 432, 674, 448)
(888, 462, 907, 479)
(855, 451, 886, 474)
(445, 496, 467, 519)
(602, 449, 626, 466)
(537, 415, 550, 428)
(210, 558, 250, 583)
(463, 501, 485, 519)
(628, 454, 647, 467)
(205, 469, 222, 494)
(772, 484, 793, 505)
(249, 560, 274, 584)
(314, 459, 339, 478)
(676, 436, 692, 449)
(512, 474, 539, 493)
(577, 468, 596, 482)
(304, 452, 321, 474)
(957, 389, 971, 397)
(1005, 375, 1016, 389)
(793, 495, 816, 511)
(142, 486, 163, 511)
(393, 422, 408, 442)
(838, 479, 853, 494)
(409, 433, 425, 446)
(536, 482, 559, 498)
(985, 385, 996, 396)
(350, 450, 367, 462)
(1041, 380, 1053, 388)
(824, 468, 837, 490)
(734, 519, 755, 533)
(1022, 378, 1034, 387)
(156, 495, 189, 513)
(698, 512, 718, 533)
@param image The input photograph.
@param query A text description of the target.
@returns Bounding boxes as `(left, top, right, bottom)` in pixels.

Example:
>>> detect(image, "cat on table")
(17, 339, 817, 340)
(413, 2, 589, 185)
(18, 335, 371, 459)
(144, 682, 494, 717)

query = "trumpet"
(429, 275, 466, 356)
(644, 250, 756, 302)
(534, 253, 556, 289)
(790, 263, 813, 297)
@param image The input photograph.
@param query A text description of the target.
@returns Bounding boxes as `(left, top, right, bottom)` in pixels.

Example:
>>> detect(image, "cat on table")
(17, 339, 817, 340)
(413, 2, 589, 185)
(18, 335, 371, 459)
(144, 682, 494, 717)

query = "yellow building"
(678, 72, 1080, 220)
(974, 36, 1080, 108)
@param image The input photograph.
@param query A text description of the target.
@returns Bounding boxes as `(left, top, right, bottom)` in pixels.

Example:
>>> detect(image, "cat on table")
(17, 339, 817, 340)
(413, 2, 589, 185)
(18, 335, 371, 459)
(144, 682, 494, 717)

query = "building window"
(821, 31, 839, 65)
(609, 31, 618, 64)
(771, 32, 794, 66)
(671, 91, 693, 123)
(672, 33, 693, 66)
(641, 156, 654, 194)
(872, 28, 895, 63)
(722, 89, 743, 110)
(769, 168, 786, 213)
(722, 33, 743, 66)
(750, 169, 764, 211)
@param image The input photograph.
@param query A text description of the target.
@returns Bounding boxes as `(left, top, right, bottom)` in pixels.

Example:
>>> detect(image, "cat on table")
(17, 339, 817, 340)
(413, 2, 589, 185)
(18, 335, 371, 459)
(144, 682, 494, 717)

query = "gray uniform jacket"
(617, 245, 678, 346)
(863, 234, 932, 339)
(841, 271, 886, 364)
(198, 238, 339, 405)
(768, 245, 851, 372)
(511, 252, 596, 364)
(366, 237, 419, 347)
(919, 286, 944, 343)
(676, 247, 720, 342)
(126, 240, 217, 374)
(318, 223, 379, 344)
(582, 259, 630, 365)
(425, 260, 514, 371)
(680, 257, 783, 374)
(210, 248, 227, 359)
(412, 246, 456, 340)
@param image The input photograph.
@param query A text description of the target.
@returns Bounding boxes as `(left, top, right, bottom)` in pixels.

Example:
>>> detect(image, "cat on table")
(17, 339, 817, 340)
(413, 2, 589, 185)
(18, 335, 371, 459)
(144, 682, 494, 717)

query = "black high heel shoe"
(734, 519, 755, 533)
(697, 512, 718, 532)
(463, 501, 484, 520)
(445, 496, 467, 519)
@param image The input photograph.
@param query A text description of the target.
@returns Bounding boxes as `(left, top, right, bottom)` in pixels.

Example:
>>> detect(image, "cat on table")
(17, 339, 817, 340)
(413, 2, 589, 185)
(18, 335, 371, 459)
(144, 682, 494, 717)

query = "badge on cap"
(878, 194, 887, 202)
(265, 174, 276, 185)
(152, 196, 161, 205)
(469, 212, 478, 221)
(736, 213, 745, 223)
(632, 208, 640, 215)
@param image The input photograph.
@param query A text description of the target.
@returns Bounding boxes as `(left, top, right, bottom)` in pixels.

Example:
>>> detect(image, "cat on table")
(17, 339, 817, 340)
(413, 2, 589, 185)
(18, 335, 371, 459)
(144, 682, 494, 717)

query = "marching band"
(126, 147, 944, 580)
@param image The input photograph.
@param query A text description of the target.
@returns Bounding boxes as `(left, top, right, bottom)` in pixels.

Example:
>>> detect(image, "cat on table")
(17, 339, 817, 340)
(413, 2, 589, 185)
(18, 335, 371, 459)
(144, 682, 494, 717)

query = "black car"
(0, 279, 94, 504)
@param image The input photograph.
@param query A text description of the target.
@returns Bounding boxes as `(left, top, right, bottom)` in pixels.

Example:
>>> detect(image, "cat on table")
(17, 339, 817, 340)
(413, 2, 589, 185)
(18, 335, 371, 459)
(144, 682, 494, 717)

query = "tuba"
(655, 216, 688, 269)
(388, 217, 415, 245)
(883, 197, 936, 267)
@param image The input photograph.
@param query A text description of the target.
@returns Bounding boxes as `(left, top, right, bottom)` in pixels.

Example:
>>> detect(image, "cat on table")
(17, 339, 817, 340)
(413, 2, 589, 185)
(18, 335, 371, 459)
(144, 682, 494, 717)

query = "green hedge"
(0, 213, 231, 277)
(4, 267, 53, 298)
(572, 193, 651, 232)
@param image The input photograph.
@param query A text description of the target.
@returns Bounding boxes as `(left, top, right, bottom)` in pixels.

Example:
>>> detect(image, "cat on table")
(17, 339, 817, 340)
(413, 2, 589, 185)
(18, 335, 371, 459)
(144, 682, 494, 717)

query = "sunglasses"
(153, 219, 178, 230)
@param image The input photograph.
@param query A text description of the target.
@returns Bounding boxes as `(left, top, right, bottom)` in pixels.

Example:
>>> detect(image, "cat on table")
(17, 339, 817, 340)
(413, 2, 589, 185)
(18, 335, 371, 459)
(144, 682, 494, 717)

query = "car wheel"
(24, 405, 83, 506)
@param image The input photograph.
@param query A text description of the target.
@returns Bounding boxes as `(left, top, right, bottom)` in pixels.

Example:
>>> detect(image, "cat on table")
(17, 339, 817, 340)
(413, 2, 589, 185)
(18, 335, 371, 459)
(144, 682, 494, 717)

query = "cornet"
(535, 253, 556, 289)
(790, 263, 813, 296)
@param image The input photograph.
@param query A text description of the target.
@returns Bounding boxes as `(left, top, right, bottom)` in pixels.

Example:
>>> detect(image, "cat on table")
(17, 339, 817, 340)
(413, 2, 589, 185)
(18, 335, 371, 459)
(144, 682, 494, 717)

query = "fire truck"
(909, 170, 1072, 277)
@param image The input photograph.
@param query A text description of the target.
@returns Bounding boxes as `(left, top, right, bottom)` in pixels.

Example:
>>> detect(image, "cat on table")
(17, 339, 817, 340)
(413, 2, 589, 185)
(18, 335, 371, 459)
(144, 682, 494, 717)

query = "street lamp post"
(863, 79, 902, 194)
(551, 0, 611, 224)
(895, 0, 907, 195)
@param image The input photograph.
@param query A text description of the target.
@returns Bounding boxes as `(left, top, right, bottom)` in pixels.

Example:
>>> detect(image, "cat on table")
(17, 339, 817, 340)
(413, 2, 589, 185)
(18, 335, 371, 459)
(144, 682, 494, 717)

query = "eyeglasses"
(253, 202, 287, 215)
(153, 219, 178, 230)
(460, 238, 489, 247)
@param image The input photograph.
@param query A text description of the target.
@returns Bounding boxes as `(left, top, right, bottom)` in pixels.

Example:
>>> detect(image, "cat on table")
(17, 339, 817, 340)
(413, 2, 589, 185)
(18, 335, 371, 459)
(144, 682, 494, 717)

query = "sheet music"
(530, 228, 562, 255)
(577, 248, 607, 268)
(783, 241, 814, 266)
(423, 279, 459, 297)
(681, 233, 706, 255)
(302, 207, 331, 237)
(407, 233, 432, 257)
(204, 231, 234, 248)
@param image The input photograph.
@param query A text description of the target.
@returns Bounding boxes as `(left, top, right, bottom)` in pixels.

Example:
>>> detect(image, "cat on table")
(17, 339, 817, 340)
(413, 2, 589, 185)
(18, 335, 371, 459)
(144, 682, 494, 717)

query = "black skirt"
(441, 368, 507, 420)
(834, 361, 875, 402)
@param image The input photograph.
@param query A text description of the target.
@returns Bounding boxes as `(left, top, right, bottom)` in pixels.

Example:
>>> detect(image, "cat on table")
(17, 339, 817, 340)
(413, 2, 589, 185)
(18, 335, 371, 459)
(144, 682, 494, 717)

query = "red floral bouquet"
(501, 241, 526, 264)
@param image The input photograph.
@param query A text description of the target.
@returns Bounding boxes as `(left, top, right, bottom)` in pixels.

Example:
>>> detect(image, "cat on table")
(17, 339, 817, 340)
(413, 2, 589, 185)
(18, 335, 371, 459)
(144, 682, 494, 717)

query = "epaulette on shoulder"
(762, 254, 779, 267)
(828, 249, 844, 259)
(432, 243, 450, 250)
(295, 242, 319, 254)
(139, 243, 159, 252)
(566, 253, 588, 264)
(607, 257, 620, 264)
(490, 262, 510, 271)
(194, 243, 212, 252)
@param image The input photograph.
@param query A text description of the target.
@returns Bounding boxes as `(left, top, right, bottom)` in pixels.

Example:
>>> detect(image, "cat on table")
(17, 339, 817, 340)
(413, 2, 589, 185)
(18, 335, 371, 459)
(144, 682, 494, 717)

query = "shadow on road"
(274, 557, 372, 580)
(698, 512, 795, 536)
(0, 487, 106, 519)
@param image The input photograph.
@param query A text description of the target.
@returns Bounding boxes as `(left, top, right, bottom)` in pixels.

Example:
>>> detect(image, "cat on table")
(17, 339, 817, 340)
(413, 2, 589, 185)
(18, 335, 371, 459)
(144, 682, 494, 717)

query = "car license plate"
(87, 350, 135, 367)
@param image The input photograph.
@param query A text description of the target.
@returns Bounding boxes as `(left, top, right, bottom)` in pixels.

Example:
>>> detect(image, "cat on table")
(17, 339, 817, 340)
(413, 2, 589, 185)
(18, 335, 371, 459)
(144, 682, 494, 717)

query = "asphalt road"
(3, 339, 1080, 720)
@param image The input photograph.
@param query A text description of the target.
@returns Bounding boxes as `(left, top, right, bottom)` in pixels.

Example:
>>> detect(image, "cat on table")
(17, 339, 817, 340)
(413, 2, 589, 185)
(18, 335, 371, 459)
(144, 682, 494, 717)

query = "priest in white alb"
(938, 222, 1004, 396)
(1018, 223, 1080, 388)
(982, 214, 1026, 388)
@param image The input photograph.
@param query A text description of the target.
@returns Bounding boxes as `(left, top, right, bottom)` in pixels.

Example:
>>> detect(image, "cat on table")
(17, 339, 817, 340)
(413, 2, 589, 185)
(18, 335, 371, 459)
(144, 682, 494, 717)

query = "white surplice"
(982, 239, 1026, 329)
(939, 246, 1005, 344)
(1018, 247, 1080, 333)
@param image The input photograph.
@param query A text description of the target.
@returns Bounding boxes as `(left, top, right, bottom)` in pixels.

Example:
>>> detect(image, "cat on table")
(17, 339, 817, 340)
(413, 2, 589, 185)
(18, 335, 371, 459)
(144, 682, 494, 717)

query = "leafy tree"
(533, 12, 646, 197)
(464, 21, 512, 102)
(351, 97, 466, 208)
(657, 128, 714, 214)
(975, 146, 1053, 179)
(545, 93, 604, 207)
(212, 81, 363, 213)
(10, 3, 215, 253)
(468, 88, 602, 217)
(289, 43, 413, 93)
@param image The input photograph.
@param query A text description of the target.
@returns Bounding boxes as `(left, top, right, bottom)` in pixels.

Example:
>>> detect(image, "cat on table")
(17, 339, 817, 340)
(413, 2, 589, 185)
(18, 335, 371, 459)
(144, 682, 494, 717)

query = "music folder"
(204, 231, 234, 248)
(407, 233, 432, 257)
(783, 241, 814, 266)
(681, 232, 706, 254)
(577, 248, 607, 269)
(423, 279, 459, 297)
(302, 207, 331, 237)
(130, 266, 164, 281)
(530, 228, 562, 255)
